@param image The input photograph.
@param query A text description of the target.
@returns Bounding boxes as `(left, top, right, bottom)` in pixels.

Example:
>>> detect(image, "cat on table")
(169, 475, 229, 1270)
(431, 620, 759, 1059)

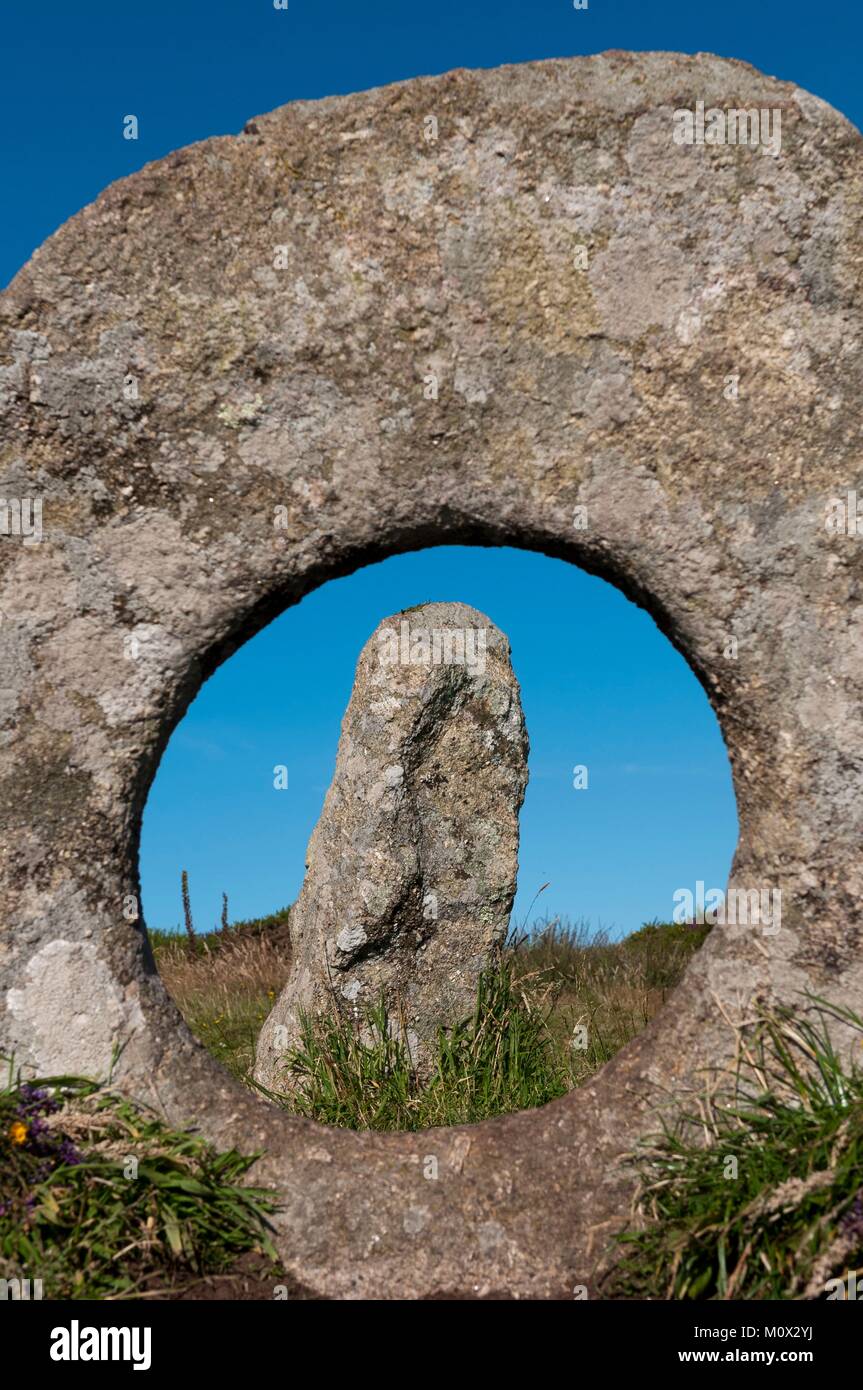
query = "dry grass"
(508, 917, 711, 1085)
(155, 928, 291, 1082)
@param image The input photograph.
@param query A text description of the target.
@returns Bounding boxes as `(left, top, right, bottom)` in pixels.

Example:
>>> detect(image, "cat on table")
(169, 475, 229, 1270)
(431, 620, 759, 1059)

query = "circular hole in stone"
(140, 545, 737, 1126)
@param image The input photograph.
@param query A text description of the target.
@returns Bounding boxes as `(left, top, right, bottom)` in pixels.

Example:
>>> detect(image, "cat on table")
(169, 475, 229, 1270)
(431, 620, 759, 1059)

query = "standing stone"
(254, 601, 528, 1091)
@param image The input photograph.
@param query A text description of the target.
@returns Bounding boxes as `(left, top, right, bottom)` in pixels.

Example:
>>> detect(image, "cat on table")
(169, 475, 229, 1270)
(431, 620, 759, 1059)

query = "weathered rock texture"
(2, 51, 863, 1299)
(255, 602, 528, 1090)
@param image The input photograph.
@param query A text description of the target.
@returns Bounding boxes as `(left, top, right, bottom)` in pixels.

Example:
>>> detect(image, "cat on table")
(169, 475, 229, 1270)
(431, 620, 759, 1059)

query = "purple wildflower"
(57, 1138, 81, 1167)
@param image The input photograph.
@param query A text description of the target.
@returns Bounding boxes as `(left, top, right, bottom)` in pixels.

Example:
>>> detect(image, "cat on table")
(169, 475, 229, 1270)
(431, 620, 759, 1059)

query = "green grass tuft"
(266, 959, 574, 1131)
(607, 998, 863, 1300)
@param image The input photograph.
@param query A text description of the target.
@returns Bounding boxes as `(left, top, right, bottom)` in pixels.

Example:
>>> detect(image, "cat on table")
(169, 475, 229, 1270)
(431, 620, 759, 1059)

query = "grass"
(153, 910, 709, 1123)
(147, 903, 292, 957)
(0, 1064, 280, 1300)
(265, 960, 575, 1130)
(607, 998, 863, 1300)
(151, 907, 292, 1082)
(510, 916, 711, 1085)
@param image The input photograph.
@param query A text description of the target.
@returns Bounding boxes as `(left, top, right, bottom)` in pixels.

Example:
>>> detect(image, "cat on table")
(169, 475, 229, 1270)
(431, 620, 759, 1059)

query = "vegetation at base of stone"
(264, 920, 712, 1129)
(152, 912, 706, 1102)
(606, 999, 863, 1301)
(0, 1066, 279, 1300)
(262, 960, 573, 1130)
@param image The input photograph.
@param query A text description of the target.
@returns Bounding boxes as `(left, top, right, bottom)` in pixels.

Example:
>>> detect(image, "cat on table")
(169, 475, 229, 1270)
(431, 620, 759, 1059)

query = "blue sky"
(4, 0, 853, 935)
